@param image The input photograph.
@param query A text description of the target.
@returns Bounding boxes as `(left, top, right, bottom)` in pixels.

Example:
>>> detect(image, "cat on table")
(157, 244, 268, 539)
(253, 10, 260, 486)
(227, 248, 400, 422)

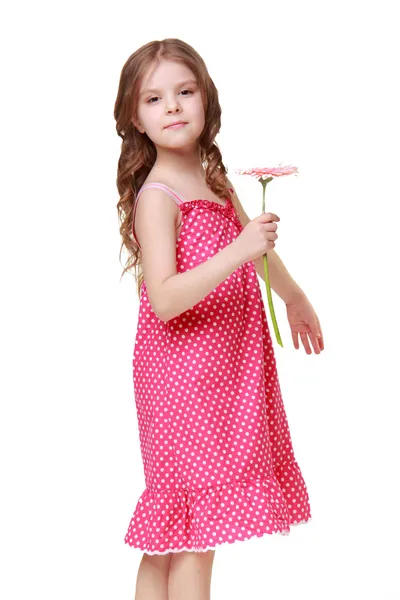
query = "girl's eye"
(147, 90, 193, 104)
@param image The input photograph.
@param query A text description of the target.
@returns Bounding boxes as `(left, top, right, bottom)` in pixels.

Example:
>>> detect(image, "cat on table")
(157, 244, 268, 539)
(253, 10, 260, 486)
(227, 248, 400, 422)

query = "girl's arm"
(134, 188, 244, 323)
(227, 179, 304, 304)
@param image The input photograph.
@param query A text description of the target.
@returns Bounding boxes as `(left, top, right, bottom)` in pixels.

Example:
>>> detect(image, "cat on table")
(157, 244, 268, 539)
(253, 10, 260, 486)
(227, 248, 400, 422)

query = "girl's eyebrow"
(140, 79, 198, 97)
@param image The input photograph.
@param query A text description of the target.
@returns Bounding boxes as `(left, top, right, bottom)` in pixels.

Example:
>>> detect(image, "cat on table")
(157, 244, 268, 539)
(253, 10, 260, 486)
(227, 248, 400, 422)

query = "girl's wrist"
(283, 286, 306, 305)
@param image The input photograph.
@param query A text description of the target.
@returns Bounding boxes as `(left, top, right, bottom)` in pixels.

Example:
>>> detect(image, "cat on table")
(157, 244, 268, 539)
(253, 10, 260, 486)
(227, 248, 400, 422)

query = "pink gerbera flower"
(235, 164, 299, 180)
(234, 164, 299, 348)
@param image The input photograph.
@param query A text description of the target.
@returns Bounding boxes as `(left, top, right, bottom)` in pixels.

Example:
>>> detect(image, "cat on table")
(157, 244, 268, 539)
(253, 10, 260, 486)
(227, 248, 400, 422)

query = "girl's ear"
(132, 118, 145, 134)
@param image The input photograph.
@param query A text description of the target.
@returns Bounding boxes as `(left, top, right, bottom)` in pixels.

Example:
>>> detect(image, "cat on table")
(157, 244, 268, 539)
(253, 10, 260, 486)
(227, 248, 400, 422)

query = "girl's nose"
(165, 99, 181, 113)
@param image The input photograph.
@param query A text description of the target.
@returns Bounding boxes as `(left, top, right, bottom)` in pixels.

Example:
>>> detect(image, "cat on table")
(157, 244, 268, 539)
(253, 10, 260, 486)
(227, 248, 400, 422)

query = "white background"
(1, 0, 399, 598)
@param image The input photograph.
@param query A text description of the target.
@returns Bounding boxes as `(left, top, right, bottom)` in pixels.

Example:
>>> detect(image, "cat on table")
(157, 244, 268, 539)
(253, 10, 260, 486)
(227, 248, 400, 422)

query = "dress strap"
(138, 182, 186, 205)
(132, 182, 186, 248)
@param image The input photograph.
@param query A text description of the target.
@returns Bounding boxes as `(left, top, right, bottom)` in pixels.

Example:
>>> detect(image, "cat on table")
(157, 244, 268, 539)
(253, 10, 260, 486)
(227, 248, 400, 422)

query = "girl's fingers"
(300, 332, 312, 355)
(309, 333, 322, 354)
(291, 330, 300, 349)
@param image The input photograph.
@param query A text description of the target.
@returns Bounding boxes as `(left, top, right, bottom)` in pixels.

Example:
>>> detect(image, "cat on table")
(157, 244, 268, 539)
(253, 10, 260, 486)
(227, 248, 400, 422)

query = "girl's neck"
(153, 146, 205, 183)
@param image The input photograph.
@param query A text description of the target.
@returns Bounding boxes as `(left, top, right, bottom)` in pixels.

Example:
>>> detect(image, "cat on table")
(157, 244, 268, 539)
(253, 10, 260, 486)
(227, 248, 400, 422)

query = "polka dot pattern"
(125, 187, 312, 554)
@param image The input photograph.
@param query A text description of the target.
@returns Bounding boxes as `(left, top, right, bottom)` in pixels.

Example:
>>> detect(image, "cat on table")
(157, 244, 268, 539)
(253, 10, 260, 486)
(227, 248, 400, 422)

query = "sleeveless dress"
(124, 182, 312, 554)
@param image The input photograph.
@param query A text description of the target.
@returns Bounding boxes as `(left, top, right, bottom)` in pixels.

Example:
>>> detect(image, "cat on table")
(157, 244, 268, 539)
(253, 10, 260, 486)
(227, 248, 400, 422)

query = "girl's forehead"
(141, 60, 196, 90)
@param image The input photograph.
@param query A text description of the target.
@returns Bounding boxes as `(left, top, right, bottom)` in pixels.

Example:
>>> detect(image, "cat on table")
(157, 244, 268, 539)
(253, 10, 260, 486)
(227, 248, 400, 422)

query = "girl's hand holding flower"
(233, 211, 280, 263)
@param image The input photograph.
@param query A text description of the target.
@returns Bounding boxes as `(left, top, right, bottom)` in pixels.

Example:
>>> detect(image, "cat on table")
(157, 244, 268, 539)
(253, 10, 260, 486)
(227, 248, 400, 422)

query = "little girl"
(114, 38, 317, 600)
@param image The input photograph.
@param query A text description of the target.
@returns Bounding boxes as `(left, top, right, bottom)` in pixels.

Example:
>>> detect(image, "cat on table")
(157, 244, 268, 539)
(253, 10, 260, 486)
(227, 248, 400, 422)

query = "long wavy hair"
(114, 38, 232, 299)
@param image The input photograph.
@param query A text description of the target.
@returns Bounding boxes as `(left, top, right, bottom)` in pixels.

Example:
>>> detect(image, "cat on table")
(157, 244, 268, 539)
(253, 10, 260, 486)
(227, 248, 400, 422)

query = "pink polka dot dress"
(125, 181, 312, 554)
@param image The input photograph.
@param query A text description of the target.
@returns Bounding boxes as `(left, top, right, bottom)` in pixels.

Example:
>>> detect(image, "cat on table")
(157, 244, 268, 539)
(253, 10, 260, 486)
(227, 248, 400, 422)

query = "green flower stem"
(261, 178, 283, 348)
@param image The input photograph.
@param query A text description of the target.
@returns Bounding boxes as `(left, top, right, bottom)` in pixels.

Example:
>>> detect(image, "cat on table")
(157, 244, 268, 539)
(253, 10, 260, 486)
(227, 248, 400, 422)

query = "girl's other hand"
(285, 292, 324, 354)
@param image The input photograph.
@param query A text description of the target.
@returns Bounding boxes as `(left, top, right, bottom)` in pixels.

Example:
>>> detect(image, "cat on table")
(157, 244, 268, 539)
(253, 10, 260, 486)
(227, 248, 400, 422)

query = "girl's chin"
(156, 138, 198, 150)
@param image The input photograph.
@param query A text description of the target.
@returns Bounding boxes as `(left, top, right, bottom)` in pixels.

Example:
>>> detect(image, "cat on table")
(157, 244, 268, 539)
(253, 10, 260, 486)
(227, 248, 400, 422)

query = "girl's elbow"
(151, 297, 173, 323)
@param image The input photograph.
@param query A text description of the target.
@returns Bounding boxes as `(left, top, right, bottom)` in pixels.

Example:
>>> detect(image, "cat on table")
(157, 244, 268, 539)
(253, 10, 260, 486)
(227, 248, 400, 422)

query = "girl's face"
(133, 59, 205, 152)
